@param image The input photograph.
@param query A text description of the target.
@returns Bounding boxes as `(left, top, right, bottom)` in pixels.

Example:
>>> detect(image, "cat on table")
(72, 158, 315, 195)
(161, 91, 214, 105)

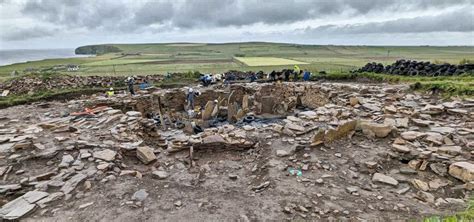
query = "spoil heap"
(0, 75, 163, 95)
(354, 60, 474, 76)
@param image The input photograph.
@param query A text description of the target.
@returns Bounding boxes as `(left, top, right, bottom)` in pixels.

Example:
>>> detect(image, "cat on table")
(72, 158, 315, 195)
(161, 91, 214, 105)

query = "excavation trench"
(131, 83, 335, 129)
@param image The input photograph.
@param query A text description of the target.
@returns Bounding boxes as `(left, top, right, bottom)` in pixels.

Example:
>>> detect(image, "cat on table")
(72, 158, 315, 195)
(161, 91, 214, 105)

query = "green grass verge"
(421, 198, 474, 222)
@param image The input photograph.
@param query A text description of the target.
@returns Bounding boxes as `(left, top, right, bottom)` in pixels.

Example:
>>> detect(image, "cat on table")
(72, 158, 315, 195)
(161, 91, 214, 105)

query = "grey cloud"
(19, 0, 473, 32)
(0, 26, 56, 41)
(303, 7, 474, 35)
(21, 0, 130, 30)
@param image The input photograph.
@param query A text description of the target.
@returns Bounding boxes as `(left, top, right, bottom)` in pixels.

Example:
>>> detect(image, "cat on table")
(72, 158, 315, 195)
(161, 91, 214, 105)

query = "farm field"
(234, 57, 308, 66)
(0, 42, 473, 80)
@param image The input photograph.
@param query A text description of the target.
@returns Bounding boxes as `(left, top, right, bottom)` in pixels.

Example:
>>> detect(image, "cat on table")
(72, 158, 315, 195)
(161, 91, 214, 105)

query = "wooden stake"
(157, 96, 166, 130)
(189, 146, 194, 168)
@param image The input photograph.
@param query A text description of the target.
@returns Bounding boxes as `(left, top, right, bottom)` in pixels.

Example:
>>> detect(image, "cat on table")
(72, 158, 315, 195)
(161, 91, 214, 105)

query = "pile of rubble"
(0, 81, 472, 220)
(0, 75, 163, 95)
(354, 60, 474, 76)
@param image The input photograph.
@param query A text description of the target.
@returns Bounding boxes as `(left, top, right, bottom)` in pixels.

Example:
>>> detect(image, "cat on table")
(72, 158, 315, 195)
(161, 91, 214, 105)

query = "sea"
(0, 48, 90, 66)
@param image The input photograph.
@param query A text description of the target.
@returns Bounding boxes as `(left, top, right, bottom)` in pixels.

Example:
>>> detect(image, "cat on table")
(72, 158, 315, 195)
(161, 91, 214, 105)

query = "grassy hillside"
(1, 42, 473, 81)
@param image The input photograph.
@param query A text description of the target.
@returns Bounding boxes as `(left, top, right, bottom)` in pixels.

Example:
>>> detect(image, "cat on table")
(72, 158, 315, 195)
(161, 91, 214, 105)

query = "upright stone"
(260, 96, 275, 114)
(227, 102, 238, 123)
(242, 94, 249, 110)
(202, 101, 215, 121)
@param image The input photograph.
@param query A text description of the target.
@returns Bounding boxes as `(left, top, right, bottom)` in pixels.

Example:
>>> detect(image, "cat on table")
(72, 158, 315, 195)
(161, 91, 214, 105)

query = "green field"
(0, 42, 473, 81)
(234, 57, 308, 66)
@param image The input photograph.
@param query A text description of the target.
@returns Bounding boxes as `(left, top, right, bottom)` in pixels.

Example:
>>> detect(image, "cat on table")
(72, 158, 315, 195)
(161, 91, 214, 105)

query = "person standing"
(250, 72, 257, 82)
(106, 87, 114, 97)
(269, 70, 276, 82)
(303, 70, 311, 81)
(284, 69, 291, 81)
(186, 88, 195, 110)
(293, 65, 300, 81)
(127, 77, 135, 95)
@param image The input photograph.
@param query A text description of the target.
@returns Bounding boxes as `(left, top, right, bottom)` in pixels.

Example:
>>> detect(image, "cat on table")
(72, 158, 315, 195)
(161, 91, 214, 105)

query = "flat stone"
(136, 146, 156, 164)
(287, 116, 302, 122)
(78, 202, 94, 209)
(126, 111, 142, 117)
(132, 189, 148, 201)
(47, 180, 65, 188)
(429, 179, 449, 190)
(447, 109, 468, 115)
(0, 184, 21, 194)
(349, 97, 360, 106)
(372, 173, 398, 186)
(362, 103, 381, 112)
(298, 111, 317, 119)
(422, 104, 444, 115)
(395, 118, 409, 128)
(394, 138, 406, 145)
(400, 131, 423, 141)
(22, 191, 49, 203)
(396, 187, 410, 194)
(417, 191, 435, 203)
(36, 192, 64, 208)
(242, 125, 255, 131)
(449, 162, 474, 182)
(276, 150, 291, 157)
(399, 167, 417, 175)
(424, 132, 443, 145)
(59, 154, 74, 168)
(202, 135, 226, 144)
(0, 197, 35, 220)
(286, 123, 305, 132)
(437, 146, 462, 156)
(430, 126, 455, 134)
(60, 173, 87, 194)
(446, 198, 465, 204)
(412, 179, 429, 191)
(384, 105, 397, 113)
(430, 163, 448, 176)
(152, 170, 168, 179)
(346, 186, 359, 194)
(0, 143, 14, 153)
(93, 149, 116, 162)
(360, 122, 392, 138)
(96, 163, 111, 170)
(411, 118, 431, 127)
(392, 144, 410, 153)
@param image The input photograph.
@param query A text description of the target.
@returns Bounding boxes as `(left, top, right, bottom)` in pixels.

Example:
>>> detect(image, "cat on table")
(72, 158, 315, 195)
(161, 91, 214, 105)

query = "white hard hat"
(110, 88, 114, 90)
(189, 88, 193, 92)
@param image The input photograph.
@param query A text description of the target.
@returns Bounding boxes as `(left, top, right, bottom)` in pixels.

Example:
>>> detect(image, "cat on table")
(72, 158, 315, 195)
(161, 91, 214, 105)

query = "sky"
(0, 0, 473, 49)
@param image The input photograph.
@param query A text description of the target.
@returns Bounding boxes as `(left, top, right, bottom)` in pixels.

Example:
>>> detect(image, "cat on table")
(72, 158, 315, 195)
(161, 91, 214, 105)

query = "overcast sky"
(0, 0, 473, 49)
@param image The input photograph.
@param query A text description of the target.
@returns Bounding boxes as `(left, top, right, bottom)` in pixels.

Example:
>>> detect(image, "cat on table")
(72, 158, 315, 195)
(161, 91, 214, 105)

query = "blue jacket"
(303, 71, 311, 81)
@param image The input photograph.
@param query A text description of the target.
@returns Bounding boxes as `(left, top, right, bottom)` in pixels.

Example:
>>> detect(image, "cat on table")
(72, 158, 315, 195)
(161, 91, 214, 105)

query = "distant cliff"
(75, 45, 122, 55)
